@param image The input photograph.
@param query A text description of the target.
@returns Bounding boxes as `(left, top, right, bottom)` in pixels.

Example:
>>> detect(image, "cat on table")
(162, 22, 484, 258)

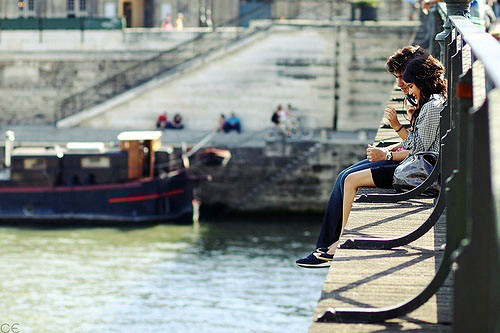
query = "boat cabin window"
(23, 158, 47, 170)
(81, 157, 111, 168)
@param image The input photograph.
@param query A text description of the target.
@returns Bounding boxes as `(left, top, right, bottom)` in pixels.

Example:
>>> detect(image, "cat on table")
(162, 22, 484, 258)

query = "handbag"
(393, 151, 440, 196)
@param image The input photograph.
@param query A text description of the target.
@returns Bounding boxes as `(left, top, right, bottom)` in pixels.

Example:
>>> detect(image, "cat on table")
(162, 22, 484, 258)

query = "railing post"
(486, 88, 500, 332)
(428, 7, 438, 57)
(453, 97, 500, 332)
(435, 0, 471, 64)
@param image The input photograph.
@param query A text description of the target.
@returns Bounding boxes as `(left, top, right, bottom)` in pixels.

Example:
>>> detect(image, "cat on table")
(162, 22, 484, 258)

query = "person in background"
(167, 113, 184, 129)
(217, 114, 226, 133)
(223, 112, 242, 134)
(156, 112, 168, 129)
(271, 107, 281, 129)
(274, 104, 291, 136)
(161, 15, 173, 30)
(175, 13, 184, 30)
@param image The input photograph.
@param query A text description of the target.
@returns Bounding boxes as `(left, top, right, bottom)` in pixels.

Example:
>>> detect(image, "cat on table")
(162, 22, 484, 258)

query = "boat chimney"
(4, 130, 15, 168)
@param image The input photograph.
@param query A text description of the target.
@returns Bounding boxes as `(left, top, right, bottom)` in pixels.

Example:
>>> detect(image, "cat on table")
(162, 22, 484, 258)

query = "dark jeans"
(166, 121, 184, 129)
(315, 158, 398, 249)
(223, 122, 241, 133)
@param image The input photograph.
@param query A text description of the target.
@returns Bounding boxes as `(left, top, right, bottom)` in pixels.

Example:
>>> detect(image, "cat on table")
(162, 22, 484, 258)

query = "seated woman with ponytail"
(296, 55, 447, 268)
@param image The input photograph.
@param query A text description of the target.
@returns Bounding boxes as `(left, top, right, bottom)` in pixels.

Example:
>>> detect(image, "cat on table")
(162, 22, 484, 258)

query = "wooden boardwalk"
(309, 87, 452, 332)
(309, 197, 452, 332)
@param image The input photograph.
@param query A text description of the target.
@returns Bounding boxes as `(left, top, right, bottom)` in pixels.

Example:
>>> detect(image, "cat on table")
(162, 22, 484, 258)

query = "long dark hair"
(402, 56, 447, 127)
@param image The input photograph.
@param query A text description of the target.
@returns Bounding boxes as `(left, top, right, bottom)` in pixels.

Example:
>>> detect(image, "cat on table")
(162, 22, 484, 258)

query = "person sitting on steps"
(156, 112, 168, 129)
(166, 113, 184, 129)
(223, 112, 242, 134)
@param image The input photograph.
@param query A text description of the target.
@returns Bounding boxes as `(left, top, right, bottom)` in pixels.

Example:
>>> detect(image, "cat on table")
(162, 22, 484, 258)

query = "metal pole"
(332, 25, 339, 131)
(4, 130, 15, 168)
(210, 0, 214, 30)
(436, 0, 471, 63)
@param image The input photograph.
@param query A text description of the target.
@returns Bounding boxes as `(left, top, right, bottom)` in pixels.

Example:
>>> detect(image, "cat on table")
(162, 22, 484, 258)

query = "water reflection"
(0, 217, 325, 332)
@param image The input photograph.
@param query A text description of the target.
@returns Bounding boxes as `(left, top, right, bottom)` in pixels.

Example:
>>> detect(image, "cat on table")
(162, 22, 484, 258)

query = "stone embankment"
(60, 21, 417, 132)
(0, 29, 237, 126)
(198, 133, 370, 213)
(1, 21, 417, 133)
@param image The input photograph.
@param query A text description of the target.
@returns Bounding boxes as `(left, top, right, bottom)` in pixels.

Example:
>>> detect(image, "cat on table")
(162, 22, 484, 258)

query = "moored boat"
(0, 131, 193, 223)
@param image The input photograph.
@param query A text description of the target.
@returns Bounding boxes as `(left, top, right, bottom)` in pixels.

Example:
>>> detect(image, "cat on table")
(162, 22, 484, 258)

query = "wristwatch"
(385, 150, 393, 161)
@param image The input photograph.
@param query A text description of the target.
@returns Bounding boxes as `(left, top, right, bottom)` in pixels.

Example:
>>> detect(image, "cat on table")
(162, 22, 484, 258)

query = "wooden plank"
(308, 198, 452, 331)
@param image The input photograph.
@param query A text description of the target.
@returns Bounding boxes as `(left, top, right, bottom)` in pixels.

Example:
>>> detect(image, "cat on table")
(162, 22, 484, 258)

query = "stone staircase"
(233, 139, 322, 210)
(56, 26, 270, 123)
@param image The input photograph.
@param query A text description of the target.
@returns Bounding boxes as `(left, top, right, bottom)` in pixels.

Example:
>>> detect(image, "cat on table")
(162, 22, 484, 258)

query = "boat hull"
(0, 172, 193, 224)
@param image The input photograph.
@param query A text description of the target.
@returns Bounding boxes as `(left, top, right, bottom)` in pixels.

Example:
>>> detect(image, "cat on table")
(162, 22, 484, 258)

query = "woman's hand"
(407, 106, 415, 119)
(384, 105, 401, 131)
(366, 144, 387, 162)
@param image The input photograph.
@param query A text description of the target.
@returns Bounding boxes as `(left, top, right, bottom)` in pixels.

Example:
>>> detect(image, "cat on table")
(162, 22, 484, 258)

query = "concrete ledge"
(251, 19, 421, 29)
(0, 28, 242, 52)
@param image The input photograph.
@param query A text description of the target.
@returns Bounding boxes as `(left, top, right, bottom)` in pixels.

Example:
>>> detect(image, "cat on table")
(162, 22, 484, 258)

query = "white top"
(279, 110, 288, 121)
(117, 131, 162, 141)
(66, 142, 105, 151)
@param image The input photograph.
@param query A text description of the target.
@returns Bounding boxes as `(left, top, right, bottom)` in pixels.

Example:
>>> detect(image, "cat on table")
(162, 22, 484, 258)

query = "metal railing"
(0, 17, 124, 30)
(436, 3, 500, 331)
(317, 1, 500, 327)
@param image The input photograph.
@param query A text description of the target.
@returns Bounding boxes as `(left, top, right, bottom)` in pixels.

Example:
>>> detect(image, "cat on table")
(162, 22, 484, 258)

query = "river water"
(0, 217, 326, 333)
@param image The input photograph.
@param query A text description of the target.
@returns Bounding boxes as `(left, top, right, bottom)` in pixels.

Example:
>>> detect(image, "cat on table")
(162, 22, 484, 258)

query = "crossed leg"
(326, 168, 376, 255)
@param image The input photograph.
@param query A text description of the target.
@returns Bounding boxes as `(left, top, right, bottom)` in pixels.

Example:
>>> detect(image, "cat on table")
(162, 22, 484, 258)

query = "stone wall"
(198, 139, 367, 213)
(297, 0, 417, 21)
(335, 22, 419, 131)
(71, 22, 416, 132)
(76, 25, 337, 131)
(0, 28, 239, 126)
(0, 29, 208, 51)
(0, 22, 417, 130)
(0, 52, 155, 125)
